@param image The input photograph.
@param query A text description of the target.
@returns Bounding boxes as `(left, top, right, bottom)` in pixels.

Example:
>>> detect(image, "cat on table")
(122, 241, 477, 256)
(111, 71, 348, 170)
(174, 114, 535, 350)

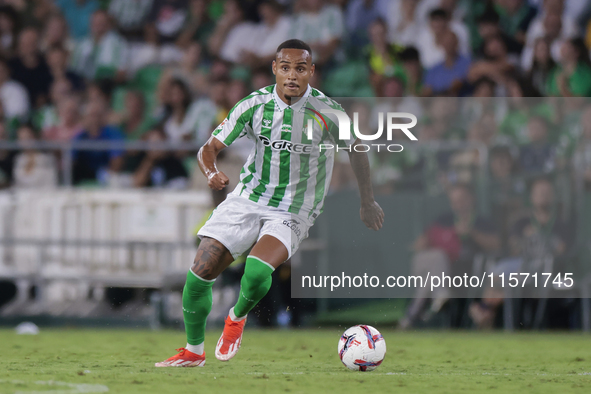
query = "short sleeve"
(212, 100, 254, 146)
(325, 104, 355, 148)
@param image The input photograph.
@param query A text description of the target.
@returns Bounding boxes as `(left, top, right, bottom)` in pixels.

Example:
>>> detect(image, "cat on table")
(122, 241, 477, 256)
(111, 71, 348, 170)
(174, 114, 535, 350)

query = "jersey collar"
(273, 84, 312, 113)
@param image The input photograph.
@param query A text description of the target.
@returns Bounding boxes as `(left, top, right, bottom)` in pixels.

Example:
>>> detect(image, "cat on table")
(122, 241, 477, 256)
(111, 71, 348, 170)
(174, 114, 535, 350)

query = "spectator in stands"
(289, 0, 345, 65)
(495, 0, 537, 46)
(127, 128, 188, 189)
(470, 177, 572, 328)
(144, 0, 188, 64)
(0, 57, 29, 123)
(521, 11, 577, 71)
(161, 41, 208, 96)
(0, 121, 13, 188)
(70, 10, 128, 81)
(448, 115, 497, 184)
(365, 18, 405, 95)
(423, 30, 471, 96)
(476, 11, 523, 57)
(108, 0, 154, 42)
(193, 78, 229, 145)
(385, 0, 422, 46)
(422, 0, 468, 24)
(9, 27, 52, 108)
(84, 80, 117, 126)
(573, 104, 591, 190)
(498, 74, 553, 145)
(400, 184, 500, 329)
(108, 0, 155, 73)
(519, 116, 556, 174)
(46, 45, 84, 92)
(115, 90, 152, 141)
(40, 14, 71, 53)
(161, 78, 198, 142)
(43, 95, 83, 141)
(546, 37, 591, 97)
(488, 145, 525, 253)
(0, 5, 19, 59)
(527, 37, 556, 96)
(527, 0, 578, 47)
(251, 67, 274, 90)
(72, 100, 124, 185)
(414, 8, 470, 69)
(12, 124, 57, 188)
(54, 0, 99, 40)
(208, 0, 252, 63)
(345, 0, 388, 48)
(468, 35, 516, 91)
(238, 0, 292, 69)
(33, 77, 72, 132)
(398, 46, 423, 96)
(176, 0, 216, 50)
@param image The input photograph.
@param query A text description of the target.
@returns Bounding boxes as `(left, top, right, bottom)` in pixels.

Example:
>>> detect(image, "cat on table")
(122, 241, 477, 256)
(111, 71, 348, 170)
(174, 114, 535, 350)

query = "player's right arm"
(197, 136, 229, 190)
(198, 95, 254, 190)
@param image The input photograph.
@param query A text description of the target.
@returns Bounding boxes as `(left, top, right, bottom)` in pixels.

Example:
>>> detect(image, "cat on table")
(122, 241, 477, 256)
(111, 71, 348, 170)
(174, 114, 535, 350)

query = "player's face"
(273, 48, 315, 101)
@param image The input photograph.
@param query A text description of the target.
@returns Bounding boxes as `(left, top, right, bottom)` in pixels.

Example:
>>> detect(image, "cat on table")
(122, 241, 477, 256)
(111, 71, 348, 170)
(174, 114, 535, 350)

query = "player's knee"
(190, 237, 233, 280)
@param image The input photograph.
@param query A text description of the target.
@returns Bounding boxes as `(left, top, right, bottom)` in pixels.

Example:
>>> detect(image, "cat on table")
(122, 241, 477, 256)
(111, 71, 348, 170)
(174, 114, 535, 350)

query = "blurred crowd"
(0, 0, 588, 329)
(0, 0, 589, 192)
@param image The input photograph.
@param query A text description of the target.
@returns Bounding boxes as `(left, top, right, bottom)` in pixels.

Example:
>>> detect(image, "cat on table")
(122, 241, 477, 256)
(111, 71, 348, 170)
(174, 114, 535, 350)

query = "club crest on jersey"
(214, 119, 227, 131)
(280, 124, 292, 132)
(258, 135, 312, 154)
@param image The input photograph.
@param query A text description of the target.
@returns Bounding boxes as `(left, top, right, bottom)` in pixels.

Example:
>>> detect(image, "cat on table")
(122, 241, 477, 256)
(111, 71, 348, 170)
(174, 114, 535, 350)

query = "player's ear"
(272, 59, 277, 76)
(310, 63, 315, 76)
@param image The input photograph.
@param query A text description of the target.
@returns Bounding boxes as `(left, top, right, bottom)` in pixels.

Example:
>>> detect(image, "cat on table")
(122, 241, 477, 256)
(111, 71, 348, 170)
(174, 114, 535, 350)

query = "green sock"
(182, 270, 214, 346)
(233, 256, 275, 318)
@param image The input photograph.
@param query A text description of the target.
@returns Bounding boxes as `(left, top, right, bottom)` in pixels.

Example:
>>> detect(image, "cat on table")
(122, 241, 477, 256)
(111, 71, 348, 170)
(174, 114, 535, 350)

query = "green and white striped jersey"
(212, 84, 354, 221)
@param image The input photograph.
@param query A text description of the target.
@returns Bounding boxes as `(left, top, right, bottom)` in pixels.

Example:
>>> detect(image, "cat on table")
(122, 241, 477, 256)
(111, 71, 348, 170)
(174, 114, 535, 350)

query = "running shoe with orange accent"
(154, 348, 206, 367)
(215, 314, 246, 361)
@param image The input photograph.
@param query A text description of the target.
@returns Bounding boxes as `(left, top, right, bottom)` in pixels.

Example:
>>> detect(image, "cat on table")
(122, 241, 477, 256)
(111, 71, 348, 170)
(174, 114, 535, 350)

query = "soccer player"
(156, 39, 384, 367)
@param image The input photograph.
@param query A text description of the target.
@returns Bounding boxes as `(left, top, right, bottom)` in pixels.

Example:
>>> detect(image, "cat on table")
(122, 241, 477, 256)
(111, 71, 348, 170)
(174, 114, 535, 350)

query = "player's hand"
(208, 171, 229, 190)
(360, 201, 384, 231)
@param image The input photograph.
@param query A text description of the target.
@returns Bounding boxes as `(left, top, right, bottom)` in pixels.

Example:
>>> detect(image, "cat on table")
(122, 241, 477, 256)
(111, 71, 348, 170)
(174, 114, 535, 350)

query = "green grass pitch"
(0, 328, 590, 393)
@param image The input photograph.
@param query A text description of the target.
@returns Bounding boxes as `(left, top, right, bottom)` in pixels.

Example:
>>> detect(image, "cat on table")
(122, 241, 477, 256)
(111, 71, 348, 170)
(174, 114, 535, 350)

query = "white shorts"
(197, 194, 312, 260)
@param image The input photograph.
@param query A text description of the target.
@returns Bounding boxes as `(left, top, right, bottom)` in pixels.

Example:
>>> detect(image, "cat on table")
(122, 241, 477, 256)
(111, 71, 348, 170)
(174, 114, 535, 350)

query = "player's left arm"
(348, 140, 384, 231)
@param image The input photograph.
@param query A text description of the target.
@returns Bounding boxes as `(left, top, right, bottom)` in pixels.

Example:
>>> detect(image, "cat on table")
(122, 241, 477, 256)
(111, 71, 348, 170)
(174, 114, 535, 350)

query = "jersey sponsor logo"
(258, 135, 312, 154)
(282, 219, 302, 238)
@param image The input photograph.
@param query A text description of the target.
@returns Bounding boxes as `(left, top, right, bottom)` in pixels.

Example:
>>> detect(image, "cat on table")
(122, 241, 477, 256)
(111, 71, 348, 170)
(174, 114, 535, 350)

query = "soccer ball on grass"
(337, 325, 386, 371)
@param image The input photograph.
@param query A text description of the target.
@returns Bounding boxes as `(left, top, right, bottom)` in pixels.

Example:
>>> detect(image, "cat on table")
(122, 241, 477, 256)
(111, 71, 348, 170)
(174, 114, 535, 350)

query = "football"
(337, 325, 386, 371)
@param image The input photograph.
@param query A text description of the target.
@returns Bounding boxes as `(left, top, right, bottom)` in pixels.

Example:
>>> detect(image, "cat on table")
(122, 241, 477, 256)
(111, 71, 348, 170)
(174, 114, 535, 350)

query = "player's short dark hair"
(276, 39, 312, 57)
